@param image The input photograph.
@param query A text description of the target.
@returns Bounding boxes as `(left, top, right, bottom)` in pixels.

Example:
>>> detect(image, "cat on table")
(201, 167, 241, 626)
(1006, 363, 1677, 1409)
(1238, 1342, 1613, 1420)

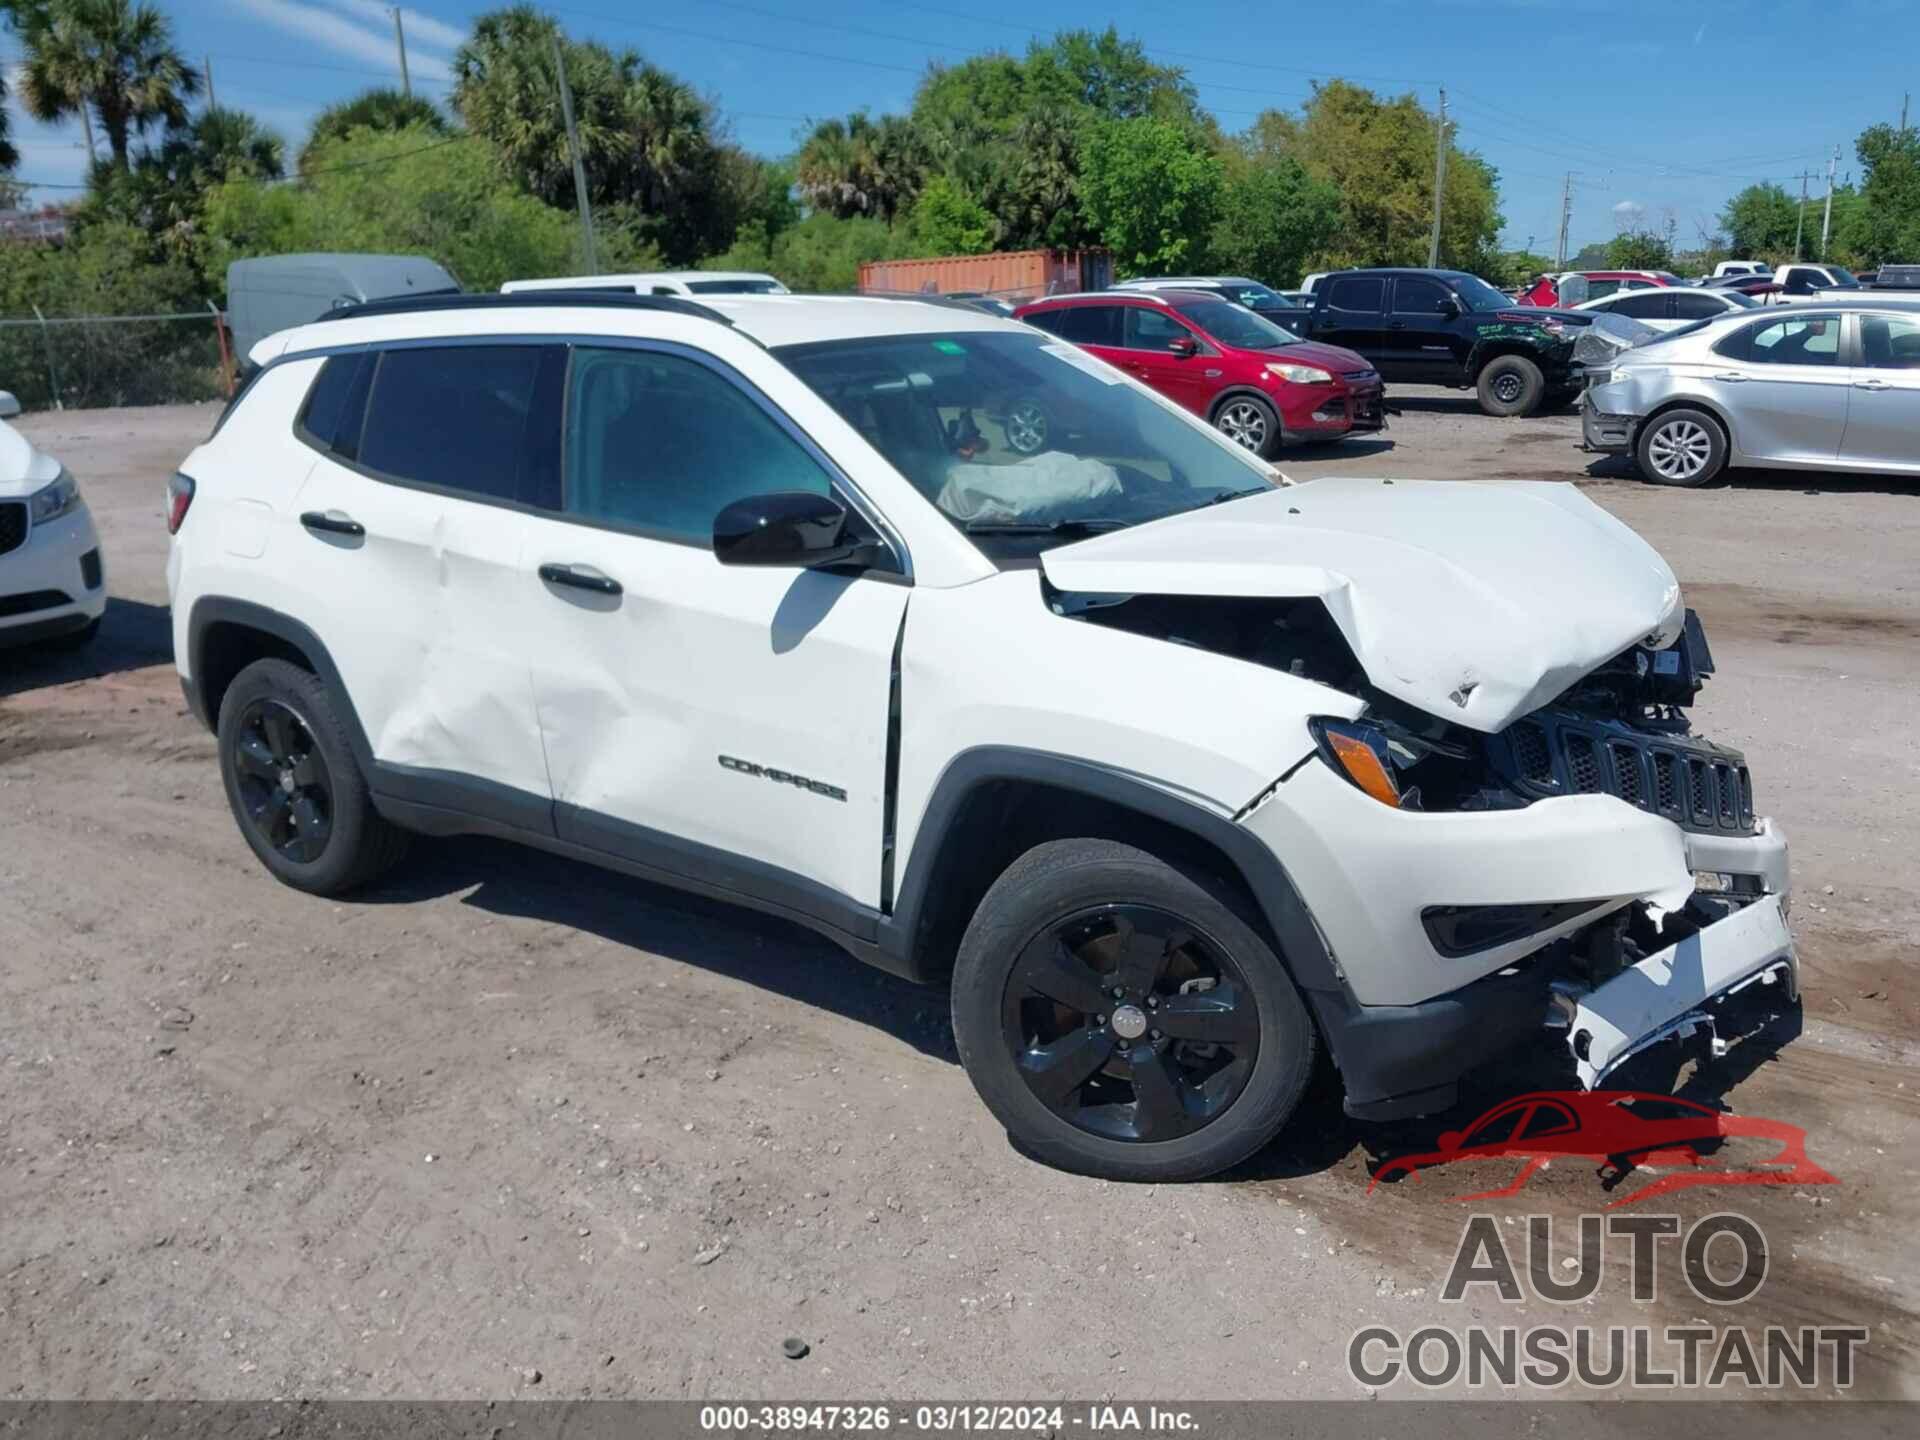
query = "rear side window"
(1324, 276, 1384, 312)
(563, 347, 833, 544)
(1672, 292, 1729, 319)
(1026, 305, 1121, 345)
(1611, 291, 1670, 320)
(356, 345, 565, 504)
(297, 352, 375, 457)
(1719, 315, 1841, 366)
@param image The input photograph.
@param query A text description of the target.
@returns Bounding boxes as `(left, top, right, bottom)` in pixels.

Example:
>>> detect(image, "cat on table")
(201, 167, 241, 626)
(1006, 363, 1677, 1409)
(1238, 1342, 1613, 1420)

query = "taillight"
(166, 472, 196, 535)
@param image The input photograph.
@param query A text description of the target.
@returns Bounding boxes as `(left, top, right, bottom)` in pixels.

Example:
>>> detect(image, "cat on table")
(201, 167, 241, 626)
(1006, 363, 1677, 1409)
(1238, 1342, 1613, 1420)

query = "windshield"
(688, 278, 784, 294)
(1218, 282, 1286, 308)
(1454, 275, 1516, 311)
(1722, 290, 1759, 308)
(777, 331, 1278, 554)
(1175, 299, 1302, 348)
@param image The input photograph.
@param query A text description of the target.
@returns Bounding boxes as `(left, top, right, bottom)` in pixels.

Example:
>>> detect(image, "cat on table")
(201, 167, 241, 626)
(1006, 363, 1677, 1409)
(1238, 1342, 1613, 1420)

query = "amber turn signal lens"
(1323, 727, 1401, 808)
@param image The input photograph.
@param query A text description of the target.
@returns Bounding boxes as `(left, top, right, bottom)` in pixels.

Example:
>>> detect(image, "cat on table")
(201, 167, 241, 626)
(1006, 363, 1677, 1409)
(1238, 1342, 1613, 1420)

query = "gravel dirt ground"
(2, 394, 1915, 1403)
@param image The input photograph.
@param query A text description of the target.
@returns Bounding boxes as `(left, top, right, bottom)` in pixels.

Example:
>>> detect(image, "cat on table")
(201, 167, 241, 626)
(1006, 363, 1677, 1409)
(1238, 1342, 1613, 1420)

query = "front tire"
(217, 658, 408, 894)
(1213, 394, 1283, 459)
(1475, 354, 1545, 416)
(951, 839, 1317, 1182)
(1635, 407, 1727, 487)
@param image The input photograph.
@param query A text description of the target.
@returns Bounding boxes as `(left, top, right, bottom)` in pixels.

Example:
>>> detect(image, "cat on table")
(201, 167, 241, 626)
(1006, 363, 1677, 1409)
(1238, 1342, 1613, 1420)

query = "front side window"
(563, 346, 832, 544)
(1123, 306, 1197, 351)
(1723, 315, 1842, 366)
(1453, 274, 1518, 312)
(1860, 314, 1920, 369)
(357, 345, 562, 503)
(1392, 277, 1452, 314)
(778, 330, 1277, 554)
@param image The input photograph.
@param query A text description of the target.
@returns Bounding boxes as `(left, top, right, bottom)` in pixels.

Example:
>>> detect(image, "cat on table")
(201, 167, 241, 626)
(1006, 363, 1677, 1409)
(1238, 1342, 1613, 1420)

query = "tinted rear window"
(297, 352, 375, 456)
(1324, 276, 1385, 312)
(1025, 305, 1122, 345)
(356, 345, 564, 504)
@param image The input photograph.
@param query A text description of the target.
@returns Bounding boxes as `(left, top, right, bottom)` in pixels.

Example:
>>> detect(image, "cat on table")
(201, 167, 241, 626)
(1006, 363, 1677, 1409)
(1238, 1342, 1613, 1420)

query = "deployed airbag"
(936, 453, 1122, 524)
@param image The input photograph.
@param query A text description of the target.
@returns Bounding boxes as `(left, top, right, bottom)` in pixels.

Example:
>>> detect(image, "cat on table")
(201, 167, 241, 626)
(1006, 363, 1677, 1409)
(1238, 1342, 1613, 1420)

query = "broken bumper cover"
(1567, 888, 1796, 1088)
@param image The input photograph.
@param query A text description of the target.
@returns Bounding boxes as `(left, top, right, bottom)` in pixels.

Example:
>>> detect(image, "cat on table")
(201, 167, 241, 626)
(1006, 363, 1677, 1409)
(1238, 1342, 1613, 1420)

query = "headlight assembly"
(29, 468, 82, 525)
(1266, 362, 1333, 385)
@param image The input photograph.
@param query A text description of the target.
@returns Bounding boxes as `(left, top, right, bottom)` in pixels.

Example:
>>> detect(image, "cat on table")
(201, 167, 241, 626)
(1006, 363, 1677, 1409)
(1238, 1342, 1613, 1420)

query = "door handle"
(1853, 379, 1890, 391)
(539, 562, 622, 596)
(300, 509, 364, 537)
(1710, 372, 1748, 383)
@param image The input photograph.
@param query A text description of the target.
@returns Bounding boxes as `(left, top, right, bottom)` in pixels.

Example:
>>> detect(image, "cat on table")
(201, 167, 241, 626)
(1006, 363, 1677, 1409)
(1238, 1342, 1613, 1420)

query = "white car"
(501, 270, 788, 298)
(1, 389, 106, 651)
(1574, 286, 1760, 331)
(166, 290, 1796, 1181)
(1711, 260, 1769, 279)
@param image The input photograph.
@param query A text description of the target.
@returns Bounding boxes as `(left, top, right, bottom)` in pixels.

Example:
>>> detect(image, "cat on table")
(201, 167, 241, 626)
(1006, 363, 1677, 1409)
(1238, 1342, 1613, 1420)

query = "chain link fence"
(0, 308, 232, 412)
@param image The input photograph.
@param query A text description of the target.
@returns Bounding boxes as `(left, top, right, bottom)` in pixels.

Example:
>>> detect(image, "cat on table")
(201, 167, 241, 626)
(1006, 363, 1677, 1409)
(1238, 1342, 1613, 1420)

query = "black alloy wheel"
(1001, 903, 1261, 1142)
(229, 698, 334, 863)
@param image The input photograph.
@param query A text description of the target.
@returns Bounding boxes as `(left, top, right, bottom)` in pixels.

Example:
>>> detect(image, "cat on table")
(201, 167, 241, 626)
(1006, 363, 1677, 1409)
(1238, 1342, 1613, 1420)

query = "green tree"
(905, 175, 994, 255)
(1207, 157, 1341, 285)
(81, 104, 282, 261)
(1605, 228, 1673, 269)
(1487, 248, 1552, 289)
(1719, 182, 1800, 258)
(201, 124, 577, 294)
(1, 66, 17, 172)
(1078, 117, 1222, 276)
(1258, 82, 1500, 271)
(795, 113, 928, 224)
(16, 0, 198, 172)
(1851, 123, 1920, 265)
(302, 88, 445, 168)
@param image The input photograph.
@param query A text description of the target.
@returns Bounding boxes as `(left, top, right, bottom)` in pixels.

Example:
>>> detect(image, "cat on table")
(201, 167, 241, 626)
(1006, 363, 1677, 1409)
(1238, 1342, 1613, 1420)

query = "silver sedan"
(1582, 300, 1920, 485)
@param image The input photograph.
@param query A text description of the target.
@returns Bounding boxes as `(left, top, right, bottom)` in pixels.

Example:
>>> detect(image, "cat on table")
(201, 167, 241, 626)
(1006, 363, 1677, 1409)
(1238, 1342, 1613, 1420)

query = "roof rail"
(851, 291, 1021, 317)
(317, 290, 737, 328)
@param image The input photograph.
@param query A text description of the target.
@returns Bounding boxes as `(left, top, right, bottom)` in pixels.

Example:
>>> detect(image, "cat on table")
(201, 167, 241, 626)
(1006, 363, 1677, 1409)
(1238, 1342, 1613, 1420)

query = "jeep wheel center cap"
(1110, 1005, 1148, 1040)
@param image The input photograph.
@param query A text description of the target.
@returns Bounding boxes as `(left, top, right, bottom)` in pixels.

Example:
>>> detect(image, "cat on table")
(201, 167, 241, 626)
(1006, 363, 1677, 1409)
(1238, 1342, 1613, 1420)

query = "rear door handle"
(300, 509, 364, 537)
(1711, 372, 1748, 383)
(1388, 321, 1408, 330)
(1853, 378, 1890, 391)
(539, 562, 622, 596)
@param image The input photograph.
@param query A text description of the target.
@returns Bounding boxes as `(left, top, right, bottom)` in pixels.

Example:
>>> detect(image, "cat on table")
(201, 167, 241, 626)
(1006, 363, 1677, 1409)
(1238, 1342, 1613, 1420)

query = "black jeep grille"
(1500, 712, 1756, 836)
(0, 501, 25, 556)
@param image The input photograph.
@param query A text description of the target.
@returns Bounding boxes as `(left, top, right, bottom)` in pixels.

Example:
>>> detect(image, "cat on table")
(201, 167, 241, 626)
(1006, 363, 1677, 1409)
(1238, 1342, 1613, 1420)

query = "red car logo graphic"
(1367, 1091, 1837, 1208)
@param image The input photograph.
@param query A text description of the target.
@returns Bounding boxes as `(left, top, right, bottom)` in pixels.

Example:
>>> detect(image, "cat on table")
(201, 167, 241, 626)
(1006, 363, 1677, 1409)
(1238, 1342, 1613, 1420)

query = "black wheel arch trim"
(1207, 386, 1279, 422)
(883, 746, 1341, 995)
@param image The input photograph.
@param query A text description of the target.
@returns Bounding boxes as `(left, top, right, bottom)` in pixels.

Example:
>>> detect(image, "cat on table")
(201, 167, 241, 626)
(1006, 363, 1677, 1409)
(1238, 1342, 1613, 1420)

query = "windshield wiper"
(1204, 486, 1270, 507)
(963, 518, 1134, 536)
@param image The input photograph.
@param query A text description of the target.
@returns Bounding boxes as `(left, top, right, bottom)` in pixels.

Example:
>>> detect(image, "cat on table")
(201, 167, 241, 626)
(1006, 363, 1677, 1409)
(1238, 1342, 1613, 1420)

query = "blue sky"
(5, 0, 1915, 256)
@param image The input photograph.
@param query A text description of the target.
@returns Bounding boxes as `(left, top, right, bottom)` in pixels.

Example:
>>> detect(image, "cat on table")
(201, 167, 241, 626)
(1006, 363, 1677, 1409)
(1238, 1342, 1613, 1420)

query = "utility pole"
(552, 31, 599, 275)
(1820, 144, 1838, 260)
(1555, 172, 1572, 269)
(1427, 87, 1448, 268)
(1793, 170, 1808, 260)
(203, 56, 216, 111)
(1902, 91, 1910, 137)
(79, 106, 94, 167)
(392, 7, 411, 98)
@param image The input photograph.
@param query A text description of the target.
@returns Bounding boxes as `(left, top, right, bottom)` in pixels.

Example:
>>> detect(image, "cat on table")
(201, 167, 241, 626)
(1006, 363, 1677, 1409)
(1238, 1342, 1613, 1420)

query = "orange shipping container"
(857, 249, 1111, 304)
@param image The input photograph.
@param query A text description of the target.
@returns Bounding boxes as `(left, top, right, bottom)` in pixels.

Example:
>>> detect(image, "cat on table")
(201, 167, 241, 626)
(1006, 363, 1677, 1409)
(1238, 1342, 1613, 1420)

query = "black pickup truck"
(1296, 267, 1588, 417)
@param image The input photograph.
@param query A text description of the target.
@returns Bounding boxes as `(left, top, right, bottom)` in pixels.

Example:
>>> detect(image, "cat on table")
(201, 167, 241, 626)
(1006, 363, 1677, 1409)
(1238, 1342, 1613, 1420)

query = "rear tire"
(1635, 407, 1727, 487)
(1475, 354, 1545, 417)
(951, 839, 1316, 1182)
(217, 658, 408, 894)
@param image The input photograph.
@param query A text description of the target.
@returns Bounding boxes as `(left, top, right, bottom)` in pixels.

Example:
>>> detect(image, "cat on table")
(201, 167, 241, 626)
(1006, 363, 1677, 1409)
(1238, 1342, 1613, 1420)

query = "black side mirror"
(1438, 295, 1463, 317)
(713, 491, 873, 569)
(1168, 335, 1199, 357)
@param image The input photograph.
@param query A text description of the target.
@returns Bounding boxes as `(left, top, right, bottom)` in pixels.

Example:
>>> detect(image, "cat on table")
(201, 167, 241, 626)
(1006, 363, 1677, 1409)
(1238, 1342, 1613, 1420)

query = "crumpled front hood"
(0, 419, 62, 498)
(1039, 478, 1683, 733)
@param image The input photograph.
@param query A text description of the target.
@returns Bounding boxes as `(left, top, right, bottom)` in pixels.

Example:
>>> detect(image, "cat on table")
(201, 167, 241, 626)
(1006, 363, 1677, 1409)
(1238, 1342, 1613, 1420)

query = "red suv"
(1014, 290, 1383, 459)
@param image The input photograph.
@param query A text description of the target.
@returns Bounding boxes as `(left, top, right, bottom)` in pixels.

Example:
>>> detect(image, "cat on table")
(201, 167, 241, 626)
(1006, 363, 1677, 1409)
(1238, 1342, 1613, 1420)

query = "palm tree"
(18, 0, 198, 173)
(0, 70, 19, 174)
(301, 88, 444, 170)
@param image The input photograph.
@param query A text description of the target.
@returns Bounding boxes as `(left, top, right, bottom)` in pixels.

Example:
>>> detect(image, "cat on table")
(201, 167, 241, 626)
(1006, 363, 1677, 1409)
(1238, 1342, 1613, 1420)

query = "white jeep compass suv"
(166, 292, 1796, 1181)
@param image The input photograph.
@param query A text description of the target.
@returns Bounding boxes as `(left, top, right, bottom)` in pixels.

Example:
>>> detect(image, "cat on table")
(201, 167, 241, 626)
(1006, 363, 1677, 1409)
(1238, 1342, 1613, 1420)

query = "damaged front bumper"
(1563, 869, 1795, 1088)
(1242, 757, 1796, 1118)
